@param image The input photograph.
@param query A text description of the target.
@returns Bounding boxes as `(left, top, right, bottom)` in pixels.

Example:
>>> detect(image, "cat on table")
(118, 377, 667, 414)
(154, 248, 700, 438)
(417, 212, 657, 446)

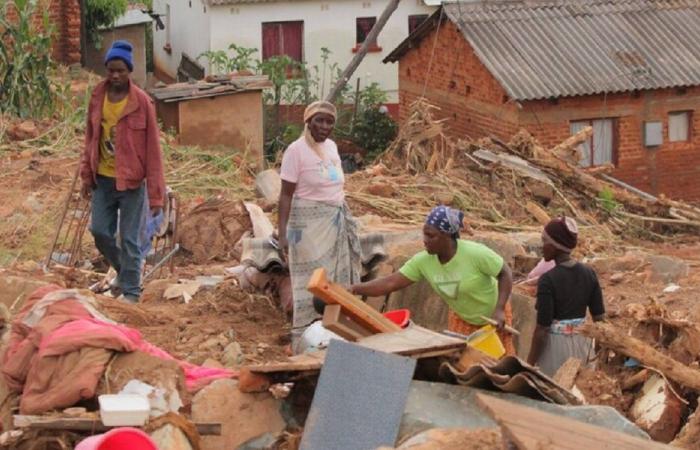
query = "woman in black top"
(526, 216, 606, 376)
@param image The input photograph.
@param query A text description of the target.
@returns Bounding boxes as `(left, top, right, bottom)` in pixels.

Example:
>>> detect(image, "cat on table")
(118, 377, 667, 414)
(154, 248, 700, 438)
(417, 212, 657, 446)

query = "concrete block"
(630, 375, 685, 443)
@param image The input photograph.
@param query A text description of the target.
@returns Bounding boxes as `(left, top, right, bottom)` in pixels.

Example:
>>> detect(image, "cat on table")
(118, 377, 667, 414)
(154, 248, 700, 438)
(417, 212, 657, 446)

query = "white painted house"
(152, 0, 438, 108)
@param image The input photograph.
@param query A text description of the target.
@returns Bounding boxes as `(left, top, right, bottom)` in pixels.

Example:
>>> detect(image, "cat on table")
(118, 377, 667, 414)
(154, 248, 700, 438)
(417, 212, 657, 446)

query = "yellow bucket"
(467, 325, 505, 359)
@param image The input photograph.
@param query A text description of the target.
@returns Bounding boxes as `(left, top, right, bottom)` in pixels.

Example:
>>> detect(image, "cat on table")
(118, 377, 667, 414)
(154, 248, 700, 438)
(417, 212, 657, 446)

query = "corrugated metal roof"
(390, 0, 700, 100)
(209, 0, 438, 5)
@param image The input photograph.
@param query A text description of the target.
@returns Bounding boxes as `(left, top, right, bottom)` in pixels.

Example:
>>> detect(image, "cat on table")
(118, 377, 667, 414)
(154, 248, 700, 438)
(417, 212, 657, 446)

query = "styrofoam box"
(98, 394, 150, 426)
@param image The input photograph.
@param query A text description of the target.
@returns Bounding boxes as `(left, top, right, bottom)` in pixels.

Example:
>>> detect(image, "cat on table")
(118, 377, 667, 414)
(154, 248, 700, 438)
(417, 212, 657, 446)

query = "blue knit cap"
(104, 40, 134, 72)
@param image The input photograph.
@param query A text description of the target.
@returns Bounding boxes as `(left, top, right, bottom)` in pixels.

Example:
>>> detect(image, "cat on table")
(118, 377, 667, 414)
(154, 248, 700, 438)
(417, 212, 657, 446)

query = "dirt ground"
(98, 279, 290, 367)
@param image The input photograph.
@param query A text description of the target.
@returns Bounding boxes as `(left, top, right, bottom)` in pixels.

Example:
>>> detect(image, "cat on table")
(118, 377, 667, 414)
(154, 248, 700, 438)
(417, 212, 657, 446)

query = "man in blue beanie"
(79, 40, 166, 303)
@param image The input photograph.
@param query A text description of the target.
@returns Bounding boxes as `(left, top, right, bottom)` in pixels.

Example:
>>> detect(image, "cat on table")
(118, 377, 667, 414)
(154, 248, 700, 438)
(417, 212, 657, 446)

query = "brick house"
(384, 0, 700, 202)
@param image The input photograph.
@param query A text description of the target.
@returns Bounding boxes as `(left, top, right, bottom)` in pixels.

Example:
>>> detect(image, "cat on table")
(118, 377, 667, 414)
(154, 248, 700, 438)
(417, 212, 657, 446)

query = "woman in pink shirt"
(278, 101, 361, 352)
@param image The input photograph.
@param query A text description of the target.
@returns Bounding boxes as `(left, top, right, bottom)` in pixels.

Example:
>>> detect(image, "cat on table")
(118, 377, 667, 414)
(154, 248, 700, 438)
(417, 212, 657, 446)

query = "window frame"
(408, 14, 429, 35)
(354, 16, 381, 53)
(668, 110, 692, 143)
(569, 118, 619, 167)
(261, 20, 304, 63)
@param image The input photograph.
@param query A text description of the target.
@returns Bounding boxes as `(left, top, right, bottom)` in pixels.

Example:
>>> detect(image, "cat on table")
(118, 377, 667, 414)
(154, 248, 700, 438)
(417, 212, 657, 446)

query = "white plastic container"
(98, 394, 150, 426)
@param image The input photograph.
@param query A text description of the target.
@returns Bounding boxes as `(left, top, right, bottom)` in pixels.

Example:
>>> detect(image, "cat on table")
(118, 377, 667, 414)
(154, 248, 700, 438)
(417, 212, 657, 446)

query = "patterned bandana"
(425, 206, 464, 235)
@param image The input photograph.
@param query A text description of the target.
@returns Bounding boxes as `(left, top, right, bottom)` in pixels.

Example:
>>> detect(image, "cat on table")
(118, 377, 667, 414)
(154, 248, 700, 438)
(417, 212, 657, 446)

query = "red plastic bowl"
(76, 428, 157, 450)
(383, 309, 411, 328)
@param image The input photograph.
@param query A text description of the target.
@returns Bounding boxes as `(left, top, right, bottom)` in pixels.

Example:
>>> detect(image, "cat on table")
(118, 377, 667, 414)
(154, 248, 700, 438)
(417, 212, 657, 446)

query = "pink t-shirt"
(280, 136, 345, 205)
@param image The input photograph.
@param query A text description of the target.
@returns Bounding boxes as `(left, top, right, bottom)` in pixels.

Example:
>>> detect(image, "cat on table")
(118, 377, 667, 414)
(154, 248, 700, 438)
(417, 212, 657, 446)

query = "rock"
(527, 181, 554, 205)
(191, 379, 285, 450)
(8, 120, 39, 141)
(255, 169, 281, 203)
(202, 358, 224, 369)
(508, 232, 542, 255)
(238, 368, 271, 393)
(471, 232, 527, 265)
(150, 424, 193, 450)
(397, 428, 502, 450)
(201, 335, 228, 351)
(630, 374, 685, 443)
(367, 182, 395, 198)
(22, 195, 43, 213)
(610, 272, 625, 284)
(588, 251, 647, 275)
(647, 255, 689, 284)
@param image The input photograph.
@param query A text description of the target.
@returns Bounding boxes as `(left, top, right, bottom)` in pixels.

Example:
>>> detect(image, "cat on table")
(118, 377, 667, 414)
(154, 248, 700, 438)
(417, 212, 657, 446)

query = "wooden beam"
(475, 393, 673, 450)
(552, 357, 582, 390)
(307, 268, 401, 333)
(13, 415, 221, 436)
(325, 0, 401, 102)
(322, 304, 373, 341)
(581, 322, 700, 392)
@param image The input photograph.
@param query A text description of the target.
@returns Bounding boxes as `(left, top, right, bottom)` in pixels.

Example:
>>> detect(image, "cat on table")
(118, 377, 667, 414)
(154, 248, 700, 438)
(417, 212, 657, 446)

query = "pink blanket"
(2, 285, 235, 414)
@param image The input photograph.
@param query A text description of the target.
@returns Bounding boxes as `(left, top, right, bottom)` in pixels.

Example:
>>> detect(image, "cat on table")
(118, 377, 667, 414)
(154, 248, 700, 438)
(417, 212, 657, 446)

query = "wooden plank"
(581, 322, 700, 392)
(475, 393, 672, 450)
(244, 351, 326, 373)
(322, 304, 373, 341)
(13, 415, 221, 436)
(552, 357, 582, 390)
(307, 268, 401, 333)
(357, 326, 465, 356)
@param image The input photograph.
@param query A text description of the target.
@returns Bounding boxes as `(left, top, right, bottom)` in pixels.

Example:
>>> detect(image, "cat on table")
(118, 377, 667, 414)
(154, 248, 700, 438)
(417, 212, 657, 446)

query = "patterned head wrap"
(542, 216, 579, 253)
(425, 206, 464, 236)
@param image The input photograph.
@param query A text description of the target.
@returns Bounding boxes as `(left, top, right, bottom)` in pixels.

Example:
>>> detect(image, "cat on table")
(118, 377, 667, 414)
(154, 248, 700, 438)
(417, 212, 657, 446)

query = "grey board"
(299, 340, 417, 450)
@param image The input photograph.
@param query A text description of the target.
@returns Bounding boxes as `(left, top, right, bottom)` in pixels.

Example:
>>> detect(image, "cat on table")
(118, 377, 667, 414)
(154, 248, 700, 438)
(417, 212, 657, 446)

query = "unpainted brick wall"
(5, 0, 81, 65)
(396, 20, 700, 201)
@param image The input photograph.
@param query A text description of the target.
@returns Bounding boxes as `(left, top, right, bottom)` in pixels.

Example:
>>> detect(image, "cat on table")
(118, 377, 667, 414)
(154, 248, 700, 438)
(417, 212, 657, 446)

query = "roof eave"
(383, 8, 444, 64)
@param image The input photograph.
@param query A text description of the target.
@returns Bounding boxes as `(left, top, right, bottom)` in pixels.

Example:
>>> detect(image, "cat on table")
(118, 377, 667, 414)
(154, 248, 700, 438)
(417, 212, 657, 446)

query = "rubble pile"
(346, 100, 700, 243)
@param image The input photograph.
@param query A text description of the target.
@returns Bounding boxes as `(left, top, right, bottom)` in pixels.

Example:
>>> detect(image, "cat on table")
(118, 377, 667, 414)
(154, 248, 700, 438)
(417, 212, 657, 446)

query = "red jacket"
(80, 79, 166, 208)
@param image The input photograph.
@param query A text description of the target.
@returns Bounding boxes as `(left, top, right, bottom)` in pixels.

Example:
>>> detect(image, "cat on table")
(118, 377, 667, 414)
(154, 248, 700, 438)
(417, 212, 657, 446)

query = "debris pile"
(346, 100, 700, 243)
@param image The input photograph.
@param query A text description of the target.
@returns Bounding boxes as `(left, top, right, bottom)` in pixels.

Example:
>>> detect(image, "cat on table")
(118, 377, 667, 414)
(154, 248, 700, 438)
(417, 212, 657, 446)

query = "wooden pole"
(325, 0, 401, 103)
(581, 322, 700, 392)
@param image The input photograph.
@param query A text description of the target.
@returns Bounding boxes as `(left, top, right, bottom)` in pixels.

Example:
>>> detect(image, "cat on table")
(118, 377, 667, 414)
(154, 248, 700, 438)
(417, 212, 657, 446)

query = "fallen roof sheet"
(386, 0, 700, 100)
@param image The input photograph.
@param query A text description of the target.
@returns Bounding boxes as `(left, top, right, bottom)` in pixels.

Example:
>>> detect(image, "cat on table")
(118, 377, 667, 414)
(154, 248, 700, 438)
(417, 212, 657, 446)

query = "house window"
(408, 14, 429, 34)
(261, 21, 304, 63)
(669, 111, 691, 142)
(570, 119, 617, 167)
(356, 17, 376, 45)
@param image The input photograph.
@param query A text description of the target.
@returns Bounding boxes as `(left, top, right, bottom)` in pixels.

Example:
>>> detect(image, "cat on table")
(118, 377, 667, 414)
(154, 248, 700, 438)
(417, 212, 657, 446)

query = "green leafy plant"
(85, 0, 128, 47)
(0, 0, 60, 118)
(598, 187, 620, 213)
(198, 44, 258, 75)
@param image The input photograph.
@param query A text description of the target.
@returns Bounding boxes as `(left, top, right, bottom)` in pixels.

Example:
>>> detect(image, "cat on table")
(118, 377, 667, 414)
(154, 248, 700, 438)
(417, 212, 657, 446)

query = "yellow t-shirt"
(97, 95, 128, 177)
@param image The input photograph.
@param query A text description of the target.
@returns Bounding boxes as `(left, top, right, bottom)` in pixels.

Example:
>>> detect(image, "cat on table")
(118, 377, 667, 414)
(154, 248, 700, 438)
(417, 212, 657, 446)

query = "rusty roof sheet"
(387, 0, 700, 100)
(149, 75, 272, 102)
